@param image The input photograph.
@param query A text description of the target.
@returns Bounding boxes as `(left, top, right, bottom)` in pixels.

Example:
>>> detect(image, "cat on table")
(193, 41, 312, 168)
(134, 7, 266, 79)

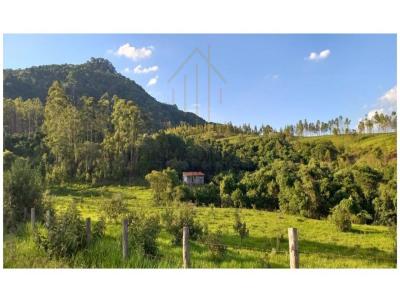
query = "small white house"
(182, 171, 205, 186)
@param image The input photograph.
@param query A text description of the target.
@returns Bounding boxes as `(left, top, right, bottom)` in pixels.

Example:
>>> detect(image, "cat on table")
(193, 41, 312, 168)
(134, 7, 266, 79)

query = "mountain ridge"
(3, 57, 206, 130)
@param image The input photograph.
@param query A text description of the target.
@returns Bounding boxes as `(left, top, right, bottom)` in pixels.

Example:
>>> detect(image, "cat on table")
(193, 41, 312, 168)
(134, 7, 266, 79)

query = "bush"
(3, 149, 17, 171)
(127, 212, 161, 256)
(3, 158, 44, 231)
(173, 184, 193, 202)
(93, 218, 106, 240)
(34, 202, 89, 259)
(233, 209, 249, 244)
(204, 229, 227, 261)
(145, 168, 179, 205)
(351, 210, 372, 224)
(329, 199, 352, 232)
(162, 203, 204, 245)
(100, 193, 128, 222)
(231, 188, 245, 208)
(192, 183, 220, 206)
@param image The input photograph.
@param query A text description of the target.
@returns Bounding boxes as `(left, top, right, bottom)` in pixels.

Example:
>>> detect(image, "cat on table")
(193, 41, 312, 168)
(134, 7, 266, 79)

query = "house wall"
(183, 175, 204, 185)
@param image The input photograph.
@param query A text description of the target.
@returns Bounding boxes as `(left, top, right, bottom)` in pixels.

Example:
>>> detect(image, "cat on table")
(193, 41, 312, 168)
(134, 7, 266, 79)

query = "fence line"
(25, 208, 396, 267)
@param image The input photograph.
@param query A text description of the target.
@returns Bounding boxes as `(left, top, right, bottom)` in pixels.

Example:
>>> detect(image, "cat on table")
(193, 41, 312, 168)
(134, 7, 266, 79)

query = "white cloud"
(147, 75, 159, 87)
(122, 67, 130, 73)
(307, 49, 331, 61)
(379, 86, 397, 105)
(115, 43, 153, 61)
(367, 108, 384, 120)
(134, 64, 159, 74)
(364, 86, 397, 120)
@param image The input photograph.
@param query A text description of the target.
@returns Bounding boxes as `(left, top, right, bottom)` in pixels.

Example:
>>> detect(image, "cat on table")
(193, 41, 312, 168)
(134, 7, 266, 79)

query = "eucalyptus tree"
(102, 98, 143, 178)
(43, 81, 83, 180)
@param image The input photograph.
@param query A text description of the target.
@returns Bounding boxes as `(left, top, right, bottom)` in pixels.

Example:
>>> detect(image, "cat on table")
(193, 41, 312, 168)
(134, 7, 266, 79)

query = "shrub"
(145, 168, 179, 205)
(127, 212, 161, 256)
(204, 229, 227, 261)
(3, 158, 44, 231)
(329, 199, 352, 232)
(34, 202, 89, 259)
(231, 188, 245, 208)
(93, 218, 106, 240)
(173, 184, 193, 202)
(351, 210, 373, 224)
(192, 184, 220, 206)
(3, 149, 17, 171)
(233, 209, 249, 244)
(100, 193, 128, 222)
(162, 203, 204, 245)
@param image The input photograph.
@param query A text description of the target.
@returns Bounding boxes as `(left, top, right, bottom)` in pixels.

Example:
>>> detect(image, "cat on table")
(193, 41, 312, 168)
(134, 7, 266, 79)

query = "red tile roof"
(183, 171, 205, 176)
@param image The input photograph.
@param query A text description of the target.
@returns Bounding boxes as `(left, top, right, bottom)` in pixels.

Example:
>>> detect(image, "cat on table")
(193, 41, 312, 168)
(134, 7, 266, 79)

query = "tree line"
(357, 111, 397, 134)
(3, 81, 397, 227)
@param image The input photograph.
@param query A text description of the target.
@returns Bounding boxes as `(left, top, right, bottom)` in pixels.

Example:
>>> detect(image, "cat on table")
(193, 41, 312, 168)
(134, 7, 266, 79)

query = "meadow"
(4, 183, 396, 269)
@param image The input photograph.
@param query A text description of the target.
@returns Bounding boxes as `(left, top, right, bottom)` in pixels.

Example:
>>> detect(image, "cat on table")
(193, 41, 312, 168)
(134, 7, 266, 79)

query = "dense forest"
(3, 58, 205, 131)
(3, 76, 397, 230)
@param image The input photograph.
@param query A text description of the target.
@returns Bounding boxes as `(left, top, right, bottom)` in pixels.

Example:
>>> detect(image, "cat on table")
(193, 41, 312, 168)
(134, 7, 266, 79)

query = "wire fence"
(26, 207, 397, 267)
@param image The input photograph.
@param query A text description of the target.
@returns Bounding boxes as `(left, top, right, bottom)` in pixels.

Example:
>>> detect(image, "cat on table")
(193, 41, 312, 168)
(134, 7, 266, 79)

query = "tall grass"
(3, 183, 396, 268)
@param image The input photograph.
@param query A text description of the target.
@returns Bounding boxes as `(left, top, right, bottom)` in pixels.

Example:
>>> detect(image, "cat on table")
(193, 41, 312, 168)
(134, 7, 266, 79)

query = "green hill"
(3, 58, 206, 131)
(297, 133, 397, 168)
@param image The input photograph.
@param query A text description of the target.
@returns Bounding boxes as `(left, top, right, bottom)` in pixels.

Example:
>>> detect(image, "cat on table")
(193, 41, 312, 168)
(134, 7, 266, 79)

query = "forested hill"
(3, 57, 206, 130)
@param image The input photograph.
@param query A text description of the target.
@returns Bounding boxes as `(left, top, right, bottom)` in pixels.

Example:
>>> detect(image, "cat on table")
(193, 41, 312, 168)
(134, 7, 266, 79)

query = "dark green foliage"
(329, 199, 352, 232)
(204, 229, 227, 261)
(100, 194, 128, 222)
(93, 218, 106, 240)
(233, 210, 249, 244)
(127, 211, 161, 256)
(173, 184, 193, 202)
(3, 150, 17, 170)
(3, 158, 44, 231)
(191, 183, 220, 206)
(374, 179, 397, 225)
(34, 202, 100, 259)
(4, 58, 205, 131)
(3, 77, 396, 226)
(162, 203, 204, 245)
(352, 210, 373, 225)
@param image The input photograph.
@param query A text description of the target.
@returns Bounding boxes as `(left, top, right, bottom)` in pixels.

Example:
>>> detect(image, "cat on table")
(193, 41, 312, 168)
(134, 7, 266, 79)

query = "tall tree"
(43, 81, 82, 180)
(102, 98, 142, 178)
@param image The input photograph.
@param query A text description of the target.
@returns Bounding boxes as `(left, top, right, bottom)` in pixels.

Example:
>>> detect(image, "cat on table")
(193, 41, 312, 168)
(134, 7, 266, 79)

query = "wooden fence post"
(182, 226, 190, 268)
(31, 208, 35, 228)
(86, 218, 91, 244)
(288, 228, 299, 269)
(122, 218, 129, 260)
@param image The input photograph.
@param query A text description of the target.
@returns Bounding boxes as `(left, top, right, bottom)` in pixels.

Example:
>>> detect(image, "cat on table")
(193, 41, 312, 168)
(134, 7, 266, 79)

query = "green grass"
(4, 183, 396, 269)
(298, 133, 397, 169)
(297, 133, 396, 153)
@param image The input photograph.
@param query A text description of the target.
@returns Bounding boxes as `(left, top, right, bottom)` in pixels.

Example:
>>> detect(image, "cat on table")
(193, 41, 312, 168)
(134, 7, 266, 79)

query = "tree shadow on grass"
(49, 185, 109, 198)
(219, 233, 395, 265)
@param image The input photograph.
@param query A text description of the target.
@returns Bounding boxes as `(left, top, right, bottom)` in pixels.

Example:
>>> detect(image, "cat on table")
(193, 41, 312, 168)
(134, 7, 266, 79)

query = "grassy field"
(3, 183, 396, 268)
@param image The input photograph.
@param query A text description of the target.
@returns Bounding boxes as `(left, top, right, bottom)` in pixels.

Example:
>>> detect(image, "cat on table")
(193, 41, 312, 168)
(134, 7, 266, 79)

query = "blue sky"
(3, 34, 397, 129)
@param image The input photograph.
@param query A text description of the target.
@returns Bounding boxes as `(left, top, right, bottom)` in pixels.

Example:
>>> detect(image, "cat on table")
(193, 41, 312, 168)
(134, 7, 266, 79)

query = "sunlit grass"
(3, 183, 396, 268)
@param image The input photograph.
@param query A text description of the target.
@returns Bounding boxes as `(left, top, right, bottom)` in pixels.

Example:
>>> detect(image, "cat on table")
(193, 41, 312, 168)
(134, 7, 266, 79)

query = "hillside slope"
(3, 58, 206, 130)
(297, 133, 397, 167)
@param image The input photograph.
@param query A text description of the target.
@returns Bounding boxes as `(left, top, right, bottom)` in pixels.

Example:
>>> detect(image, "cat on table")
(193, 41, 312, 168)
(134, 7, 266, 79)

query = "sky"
(3, 34, 397, 129)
